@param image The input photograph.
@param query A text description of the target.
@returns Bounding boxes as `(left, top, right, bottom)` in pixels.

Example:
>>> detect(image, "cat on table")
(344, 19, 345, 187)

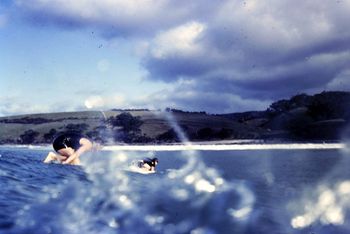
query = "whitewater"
(1, 141, 345, 151)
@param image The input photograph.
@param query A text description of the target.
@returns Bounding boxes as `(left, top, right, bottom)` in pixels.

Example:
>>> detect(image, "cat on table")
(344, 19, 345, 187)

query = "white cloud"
(0, 94, 86, 116)
(13, 0, 350, 112)
(84, 95, 105, 109)
(84, 94, 126, 110)
(111, 94, 125, 106)
(149, 21, 206, 59)
(0, 96, 52, 116)
(132, 82, 270, 113)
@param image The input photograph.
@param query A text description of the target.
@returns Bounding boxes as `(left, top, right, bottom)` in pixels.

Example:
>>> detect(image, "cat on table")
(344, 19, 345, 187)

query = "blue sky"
(1, 0, 350, 116)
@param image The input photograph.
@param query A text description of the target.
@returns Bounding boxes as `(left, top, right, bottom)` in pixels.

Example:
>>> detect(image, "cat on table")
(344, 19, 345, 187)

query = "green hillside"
(0, 110, 256, 144)
(1, 91, 349, 144)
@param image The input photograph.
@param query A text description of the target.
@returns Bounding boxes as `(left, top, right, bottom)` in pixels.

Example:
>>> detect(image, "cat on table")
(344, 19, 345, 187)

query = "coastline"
(0, 140, 345, 151)
(101, 142, 345, 151)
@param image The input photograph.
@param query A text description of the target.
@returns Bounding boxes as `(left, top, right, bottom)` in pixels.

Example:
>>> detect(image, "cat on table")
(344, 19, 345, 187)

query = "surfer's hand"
(56, 154, 68, 162)
(43, 152, 58, 163)
(62, 153, 78, 164)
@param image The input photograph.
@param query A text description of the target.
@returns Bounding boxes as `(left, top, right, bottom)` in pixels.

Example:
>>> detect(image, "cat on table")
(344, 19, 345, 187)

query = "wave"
(0, 142, 345, 152)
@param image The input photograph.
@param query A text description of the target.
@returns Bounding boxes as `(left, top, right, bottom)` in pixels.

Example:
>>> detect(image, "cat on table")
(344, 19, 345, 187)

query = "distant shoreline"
(99, 142, 346, 151)
(1, 91, 350, 145)
(0, 140, 345, 151)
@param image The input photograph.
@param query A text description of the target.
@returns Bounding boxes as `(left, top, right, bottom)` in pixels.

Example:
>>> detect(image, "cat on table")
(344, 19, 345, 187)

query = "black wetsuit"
(52, 133, 83, 152)
(139, 157, 158, 169)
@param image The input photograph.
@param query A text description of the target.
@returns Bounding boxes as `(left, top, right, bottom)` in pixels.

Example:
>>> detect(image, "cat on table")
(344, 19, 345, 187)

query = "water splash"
(290, 181, 350, 232)
(160, 111, 190, 144)
(8, 111, 255, 234)
(287, 130, 350, 234)
(100, 110, 107, 121)
(10, 150, 255, 234)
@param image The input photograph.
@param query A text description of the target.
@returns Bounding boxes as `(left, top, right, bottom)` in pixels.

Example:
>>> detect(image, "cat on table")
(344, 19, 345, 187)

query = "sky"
(1, 0, 350, 116)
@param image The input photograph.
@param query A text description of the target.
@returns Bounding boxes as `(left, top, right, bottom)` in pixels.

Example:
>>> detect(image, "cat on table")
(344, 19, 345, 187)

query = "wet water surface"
(0, 146, 349, 234)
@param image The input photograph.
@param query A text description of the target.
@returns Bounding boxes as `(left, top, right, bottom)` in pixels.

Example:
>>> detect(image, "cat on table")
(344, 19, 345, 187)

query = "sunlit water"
(0, 145, 350, 234)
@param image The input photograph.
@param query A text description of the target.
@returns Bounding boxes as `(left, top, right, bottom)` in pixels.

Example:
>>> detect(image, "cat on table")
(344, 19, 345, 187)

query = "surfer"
(43, 133, 93, 165)
(138, 157, 159, 172)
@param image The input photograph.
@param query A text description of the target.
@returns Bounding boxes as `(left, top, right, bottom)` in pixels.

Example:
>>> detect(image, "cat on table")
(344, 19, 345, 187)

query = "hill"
(0, 91, 349, 144)
(0, 110, 258, 145)
(219, 91, 350, 141)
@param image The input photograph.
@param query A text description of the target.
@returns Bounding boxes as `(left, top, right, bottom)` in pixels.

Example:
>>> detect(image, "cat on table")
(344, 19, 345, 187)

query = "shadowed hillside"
(0, 110, 257, 144)
(220, 91, 350, 141)
(0, 91, 349, 144)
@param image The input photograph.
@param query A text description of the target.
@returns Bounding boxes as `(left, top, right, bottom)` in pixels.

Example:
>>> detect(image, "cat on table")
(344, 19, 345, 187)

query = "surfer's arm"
(63, 138, 93, 164)
(43, 152, 58, 163)
(142, 163, 152, 171)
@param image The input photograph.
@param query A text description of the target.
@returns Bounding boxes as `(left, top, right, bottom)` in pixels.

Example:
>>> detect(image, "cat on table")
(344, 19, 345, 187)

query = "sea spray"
(9, 149, 256, 234)
(157, 110, 200, 178)
(9, 111, 257, 234)
(84, 151, 256, 234)
(4, 146, 349, 233)
(286, 134, 350, 234)
(289, 182, 350, 229)
(160, 111, 190, 144)
(98, 110, 116, 145)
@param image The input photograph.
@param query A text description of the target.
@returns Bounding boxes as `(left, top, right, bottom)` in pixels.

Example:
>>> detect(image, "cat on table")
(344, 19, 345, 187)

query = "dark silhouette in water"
(43, 133, 93, 165)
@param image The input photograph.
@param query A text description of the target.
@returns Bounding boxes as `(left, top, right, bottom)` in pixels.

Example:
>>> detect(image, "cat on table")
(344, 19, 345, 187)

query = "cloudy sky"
(1, 0, 350, 116)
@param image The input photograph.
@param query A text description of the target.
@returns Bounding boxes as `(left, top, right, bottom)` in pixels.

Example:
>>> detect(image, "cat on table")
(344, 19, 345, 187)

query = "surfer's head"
(52, 133, 81, 153)
(151, 158, 159, 166)
(143, 157, 159, 167)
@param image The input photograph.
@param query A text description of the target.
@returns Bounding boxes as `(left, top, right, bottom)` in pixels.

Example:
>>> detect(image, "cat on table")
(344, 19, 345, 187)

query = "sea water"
(0, 145, 350, 234)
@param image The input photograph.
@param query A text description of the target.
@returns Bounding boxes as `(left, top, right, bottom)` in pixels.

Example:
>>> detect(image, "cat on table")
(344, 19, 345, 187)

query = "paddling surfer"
(43, 133, 92, 165)
(137, 157, 159, 172)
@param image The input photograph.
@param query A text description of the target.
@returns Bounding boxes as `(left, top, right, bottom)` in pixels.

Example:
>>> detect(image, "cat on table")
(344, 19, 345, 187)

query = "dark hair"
(143, 157, 159, 167)
(152, 158, 159, 164)
(53, 133, 82, 152)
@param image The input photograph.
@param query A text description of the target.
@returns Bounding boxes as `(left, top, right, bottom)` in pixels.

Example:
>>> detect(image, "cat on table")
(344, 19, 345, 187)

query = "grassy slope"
(0, 111, 104, 143)
(3, 91, 348, 144)
(0, 110, 255, 144)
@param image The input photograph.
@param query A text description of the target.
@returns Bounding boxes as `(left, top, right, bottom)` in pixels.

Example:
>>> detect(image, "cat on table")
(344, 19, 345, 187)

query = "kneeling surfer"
(138, 157, 159, 172)
(44, 133, 92, 165)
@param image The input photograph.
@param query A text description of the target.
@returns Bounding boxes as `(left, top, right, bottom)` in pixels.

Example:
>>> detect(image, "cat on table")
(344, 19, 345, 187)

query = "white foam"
(0, 142, 344, 151)
(102, 143, 345, 151)
(0, 144, 51, 150)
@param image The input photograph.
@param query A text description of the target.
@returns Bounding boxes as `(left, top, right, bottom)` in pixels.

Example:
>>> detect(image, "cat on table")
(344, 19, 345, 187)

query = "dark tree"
(308, 91, 350, 121)
(285, 114, 314, 139)
(20, 129, 40, 144)
(43, 128, 57, 143)
(267, 99, 291, 116)
(107, 112, 143, 132)
(289, 93, 313, 108)
(65, 123, 89, 133)
(196, 127, 213, 140)
(156, 129, 180, 142)
(106, 112, 144, 143)
(267, 93, 312, 116)
(217, 128, 234, 139)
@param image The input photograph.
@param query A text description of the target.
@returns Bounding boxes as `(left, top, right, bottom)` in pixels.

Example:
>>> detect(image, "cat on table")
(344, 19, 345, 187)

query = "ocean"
(0, 144, 349, 234)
